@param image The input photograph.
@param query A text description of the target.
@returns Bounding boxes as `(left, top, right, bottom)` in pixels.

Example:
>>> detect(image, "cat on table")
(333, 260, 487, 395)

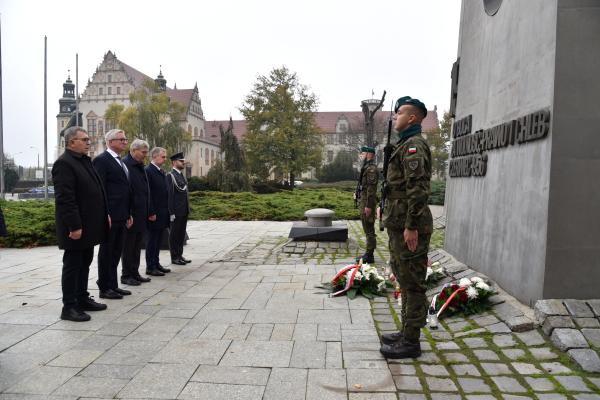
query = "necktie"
(117, 156, 129, 180)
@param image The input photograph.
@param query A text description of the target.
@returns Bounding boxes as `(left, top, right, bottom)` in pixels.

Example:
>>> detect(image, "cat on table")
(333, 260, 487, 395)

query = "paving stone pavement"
(0, 216, 599, 399)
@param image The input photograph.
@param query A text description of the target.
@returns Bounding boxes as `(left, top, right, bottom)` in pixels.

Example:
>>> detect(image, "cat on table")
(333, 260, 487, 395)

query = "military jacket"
(167, 169, 190, 217)
(382, 133, 433, 233)
(359, 160, 379, 209)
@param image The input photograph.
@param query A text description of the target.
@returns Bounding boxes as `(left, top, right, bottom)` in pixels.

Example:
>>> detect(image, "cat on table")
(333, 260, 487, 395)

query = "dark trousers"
(169, 215, 188, 260)
(62, 247, 94, 308)
(122, 229, 144, 279)
(97, 220, 126, 291)
(146, 228, 164, 270)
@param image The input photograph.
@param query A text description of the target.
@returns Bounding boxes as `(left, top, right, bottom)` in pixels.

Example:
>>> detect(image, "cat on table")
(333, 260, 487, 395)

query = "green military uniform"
(383, 108, 433, 348)
(359, 158, 379, 256)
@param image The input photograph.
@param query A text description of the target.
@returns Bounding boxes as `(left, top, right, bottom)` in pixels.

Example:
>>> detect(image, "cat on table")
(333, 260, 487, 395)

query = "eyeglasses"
(111, 138, 128, 142)
(73, 137, 91, 143)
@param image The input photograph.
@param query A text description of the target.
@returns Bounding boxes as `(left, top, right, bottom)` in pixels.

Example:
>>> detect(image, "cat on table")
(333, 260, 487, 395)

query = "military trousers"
(360, 209, 377, 253)
(388, 228, 431, 344)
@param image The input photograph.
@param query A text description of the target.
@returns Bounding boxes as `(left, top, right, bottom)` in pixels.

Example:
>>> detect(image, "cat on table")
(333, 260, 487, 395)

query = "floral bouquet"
(432, 276, 495, 318)
(317, 261, 394, 299)
(425, 260, 446, 288)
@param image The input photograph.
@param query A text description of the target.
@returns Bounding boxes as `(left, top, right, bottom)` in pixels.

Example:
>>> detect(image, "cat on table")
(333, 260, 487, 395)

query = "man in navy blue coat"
(93, 129, 133, 299)
(121, 139, 153, 285)
(145, 147, 171, 276)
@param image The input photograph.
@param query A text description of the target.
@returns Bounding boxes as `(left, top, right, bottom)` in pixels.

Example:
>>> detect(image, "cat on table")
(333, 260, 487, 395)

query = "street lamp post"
(361, 91, 386, 147)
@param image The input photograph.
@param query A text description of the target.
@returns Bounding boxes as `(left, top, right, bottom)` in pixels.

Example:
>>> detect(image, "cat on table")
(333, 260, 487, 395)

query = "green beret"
(394, 96, 427, 118)
(360, 146, 375, 153)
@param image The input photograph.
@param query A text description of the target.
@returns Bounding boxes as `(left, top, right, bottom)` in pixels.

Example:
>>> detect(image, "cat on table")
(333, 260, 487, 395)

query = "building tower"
(56, 73, 77, 155)
(155, 69, 167, 91)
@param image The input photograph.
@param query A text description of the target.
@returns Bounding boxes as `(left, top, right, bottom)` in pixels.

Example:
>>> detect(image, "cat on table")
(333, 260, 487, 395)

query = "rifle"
(379, 101, 395, 231)
(354, 160, 367, 208)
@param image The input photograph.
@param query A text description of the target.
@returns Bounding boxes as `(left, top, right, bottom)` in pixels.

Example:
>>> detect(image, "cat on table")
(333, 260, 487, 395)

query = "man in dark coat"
(93, 129, 133, 300)
(52, 126, 109, 322)
(167, 152, 191, 266)
(145, 147, 171, 276)
(121, 139, 153, 285)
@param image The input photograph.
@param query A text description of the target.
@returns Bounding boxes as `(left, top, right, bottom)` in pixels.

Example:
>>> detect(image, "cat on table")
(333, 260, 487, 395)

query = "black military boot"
(359, 252, 375, 264)
(380, 339, 421, 359)
(380, 331, 404, 345)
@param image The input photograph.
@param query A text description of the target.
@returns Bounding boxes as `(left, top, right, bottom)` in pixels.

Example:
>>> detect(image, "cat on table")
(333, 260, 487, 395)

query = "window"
(116, 87, 121, 95)
(211, 150, 215, 165)
(338, 122, 347, 132)
(338, 133, 346, 145)
(326, 134, 334, 145)
(99, 87, 103, 95)
(188, 124, 192, 134)
(88, 118, 97, 136)
(106, 119, 115, 131)
(194, 127, 198, 137)
(201, 129, 204, 138)
(108, 87, 112, 95)
(98, 120, 104, 136)
(327, 151, 334, 163)
(107, 74, 112, 83)
(61, 120, 65, 128)
(205, 148, 209, 165)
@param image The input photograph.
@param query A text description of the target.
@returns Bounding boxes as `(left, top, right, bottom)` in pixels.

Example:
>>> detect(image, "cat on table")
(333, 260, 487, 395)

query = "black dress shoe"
(380, 340, 421, 359)
(113, 287, 132, 296)
(99, 289, 123, 299)
(79, 296, 107, 311)
(358, 252, 375, 264)
(157, 265, 171, 273)
(134, 275, 151, 283)
(171, 259, 186, 266)
(181, 256, 191, 263)
(61, 307, 91, 322)
(121, 277, 141, 286)
(146, 269, 165, 276)
(381, 331, 404, 345)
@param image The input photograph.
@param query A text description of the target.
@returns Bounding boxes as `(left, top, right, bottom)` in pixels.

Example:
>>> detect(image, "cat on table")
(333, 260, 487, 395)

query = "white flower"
(475, 281, 491, 291)
(459, 278, 472, 287)
(354, 271, 363, 280)
(426, 267, 434, 280)
(377, 280, 385, 291)
(466, 286, 479, 300)
(431, 261, 441, 268)
(470, 276, 484, 284)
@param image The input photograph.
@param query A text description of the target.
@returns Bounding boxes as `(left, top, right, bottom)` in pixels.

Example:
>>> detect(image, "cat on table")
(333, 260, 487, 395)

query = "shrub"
(430, 180, 446, 206)
(0, 200, 57, 248)
(187, 176, 211, 192)
(318, 151, 357, 182)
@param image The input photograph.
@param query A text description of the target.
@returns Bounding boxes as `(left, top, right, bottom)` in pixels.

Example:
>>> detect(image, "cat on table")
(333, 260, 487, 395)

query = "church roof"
(166, 88, 195, 109)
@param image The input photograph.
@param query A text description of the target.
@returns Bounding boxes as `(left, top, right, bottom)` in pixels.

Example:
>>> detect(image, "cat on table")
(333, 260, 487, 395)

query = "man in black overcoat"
(145, 147, 171, 276)
(167, 152, 191, 266)
(93, 129, 133, 299)
(52, 126, 109, 322)
(121, 139, 153, 285)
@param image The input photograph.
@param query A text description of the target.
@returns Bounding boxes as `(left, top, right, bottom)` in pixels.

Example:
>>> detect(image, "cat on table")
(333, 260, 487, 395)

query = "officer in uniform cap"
(355, 146, 379, 263)
(380, 96, 432, 359)
(167, 152, 191, 266)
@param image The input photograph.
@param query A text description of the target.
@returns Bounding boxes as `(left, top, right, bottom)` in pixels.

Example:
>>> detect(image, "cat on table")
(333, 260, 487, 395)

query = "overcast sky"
(1, 0, 461, 167)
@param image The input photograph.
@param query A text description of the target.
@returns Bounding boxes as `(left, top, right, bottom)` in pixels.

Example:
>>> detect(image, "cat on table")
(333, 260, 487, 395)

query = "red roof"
(206, 109, 439, 144)
(166, 88, 195, 109)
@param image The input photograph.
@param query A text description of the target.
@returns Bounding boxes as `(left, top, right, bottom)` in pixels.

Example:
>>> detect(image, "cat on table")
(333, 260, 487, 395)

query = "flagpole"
(75, 53, 79, 126)
(0, 15, 5, 199)
(43, 36, 48, 200)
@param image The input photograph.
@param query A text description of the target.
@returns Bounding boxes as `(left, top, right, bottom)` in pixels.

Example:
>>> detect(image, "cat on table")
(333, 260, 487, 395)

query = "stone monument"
(288, 208, 348, 241)
(445, 0, 600, 305)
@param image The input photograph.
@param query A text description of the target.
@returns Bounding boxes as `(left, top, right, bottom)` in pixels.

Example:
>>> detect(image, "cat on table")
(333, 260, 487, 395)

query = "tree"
(107, 79, 191, 161)
(207, 118, 251, 192)
(318, 151, 356, 182)
(240, 66, 323, 188)
(428, 111, 451, 180)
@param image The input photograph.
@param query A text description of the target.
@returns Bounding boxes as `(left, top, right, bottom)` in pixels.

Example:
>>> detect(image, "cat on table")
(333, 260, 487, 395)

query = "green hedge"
(1, 185, 446, 248)
(0, 200, 57, 248)
(430, 180, 446, 206)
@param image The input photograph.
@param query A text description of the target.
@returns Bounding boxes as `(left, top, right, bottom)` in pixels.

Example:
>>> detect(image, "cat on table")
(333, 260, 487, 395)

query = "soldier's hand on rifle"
(404, 228, 419, 252)
(364, 207, 372, 218)
(376, 207, 381, 219)
(353, 192, 357, 200)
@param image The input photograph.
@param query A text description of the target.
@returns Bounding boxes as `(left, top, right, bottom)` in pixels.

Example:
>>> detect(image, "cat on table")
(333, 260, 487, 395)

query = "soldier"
(167, 152, 191, 266)
(356, 146, 379, 264)
(379, 96, 433, 359)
